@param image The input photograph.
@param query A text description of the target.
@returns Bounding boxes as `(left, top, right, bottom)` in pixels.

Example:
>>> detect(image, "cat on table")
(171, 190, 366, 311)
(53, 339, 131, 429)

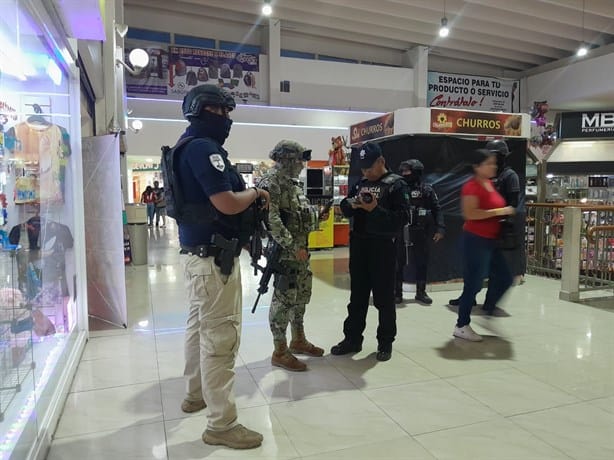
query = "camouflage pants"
(269, 260, 313, 342)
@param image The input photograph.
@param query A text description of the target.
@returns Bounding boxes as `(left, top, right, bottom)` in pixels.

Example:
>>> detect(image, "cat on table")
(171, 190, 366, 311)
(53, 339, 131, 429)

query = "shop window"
(0, 0, 85, 456)
(281, 49, 316, 60)
(174, 34, 216, 49)
(318, 55, 359, 64)
(219, 41, 261, 54)
(126, 27, 171, 43)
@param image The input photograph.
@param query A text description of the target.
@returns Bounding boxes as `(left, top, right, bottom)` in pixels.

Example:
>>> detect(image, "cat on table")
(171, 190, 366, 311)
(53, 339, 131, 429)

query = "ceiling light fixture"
(439, 0, 449, 38)
(116, 48, 149, 76)
(262, 0, 272, 16)
(130, 119, 143, 133)
(576, 0, 589, 57)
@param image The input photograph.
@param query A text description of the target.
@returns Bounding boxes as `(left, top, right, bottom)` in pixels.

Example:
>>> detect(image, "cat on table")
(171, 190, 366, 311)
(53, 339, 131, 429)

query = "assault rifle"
(248, 198, 285, 313)
(250, 238, 285, 313)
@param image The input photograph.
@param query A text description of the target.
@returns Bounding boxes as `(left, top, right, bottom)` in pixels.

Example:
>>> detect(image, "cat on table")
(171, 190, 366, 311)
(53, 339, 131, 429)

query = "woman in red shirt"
(454, 149, 515, 341)
(140, 186, 156, 227)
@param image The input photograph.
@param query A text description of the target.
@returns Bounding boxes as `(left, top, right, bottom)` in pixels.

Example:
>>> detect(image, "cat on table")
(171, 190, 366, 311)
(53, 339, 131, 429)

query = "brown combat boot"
(289, 327, 324, 357)
(271, 340, 307, 372)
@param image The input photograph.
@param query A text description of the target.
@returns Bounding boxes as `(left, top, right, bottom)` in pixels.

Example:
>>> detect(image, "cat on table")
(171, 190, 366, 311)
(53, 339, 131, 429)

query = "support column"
(560, 207, 582, 302)
(404, 46, 429, 107)
(268, 17, 281, 106)
(95, 0, 117, 135)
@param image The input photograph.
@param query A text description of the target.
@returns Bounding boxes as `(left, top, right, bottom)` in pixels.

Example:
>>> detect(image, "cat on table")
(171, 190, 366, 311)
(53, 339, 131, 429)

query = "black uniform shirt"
(340, 171, 410, 238)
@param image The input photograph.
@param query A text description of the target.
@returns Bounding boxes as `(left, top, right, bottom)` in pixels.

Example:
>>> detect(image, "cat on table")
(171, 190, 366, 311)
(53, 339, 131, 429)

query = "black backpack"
(160, 136, 194, 221)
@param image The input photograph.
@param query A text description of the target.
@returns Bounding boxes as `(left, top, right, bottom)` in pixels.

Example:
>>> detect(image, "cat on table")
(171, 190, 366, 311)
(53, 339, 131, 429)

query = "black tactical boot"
(415, 283, 432, 305)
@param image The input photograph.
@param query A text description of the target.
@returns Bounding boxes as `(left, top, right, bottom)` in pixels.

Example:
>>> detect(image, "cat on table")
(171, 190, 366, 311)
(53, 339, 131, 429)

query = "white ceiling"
(124, 0, 614, 74)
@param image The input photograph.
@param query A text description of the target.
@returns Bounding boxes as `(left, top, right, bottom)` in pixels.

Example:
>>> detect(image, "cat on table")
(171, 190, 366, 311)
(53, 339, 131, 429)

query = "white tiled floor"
(48, 224, 614, 459)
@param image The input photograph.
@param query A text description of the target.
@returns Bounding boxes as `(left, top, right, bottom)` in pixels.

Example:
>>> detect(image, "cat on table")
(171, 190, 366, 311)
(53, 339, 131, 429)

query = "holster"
(211, 234, 240, 276)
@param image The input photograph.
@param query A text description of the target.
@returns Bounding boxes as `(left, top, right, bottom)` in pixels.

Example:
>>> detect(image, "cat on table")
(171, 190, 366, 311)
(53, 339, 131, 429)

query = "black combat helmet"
(182, 84, 236, 119)
(485, 139, 511, 157)
(399, 159, 424, 174)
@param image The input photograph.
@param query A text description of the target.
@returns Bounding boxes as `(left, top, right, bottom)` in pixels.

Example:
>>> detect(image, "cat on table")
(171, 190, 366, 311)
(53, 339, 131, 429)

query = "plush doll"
(328, 136, 348, 166)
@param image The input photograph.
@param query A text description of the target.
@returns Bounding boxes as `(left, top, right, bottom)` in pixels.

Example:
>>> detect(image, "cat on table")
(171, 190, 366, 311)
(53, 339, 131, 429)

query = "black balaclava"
(402, 169, 422, 185)
(188, 110, 233, 145)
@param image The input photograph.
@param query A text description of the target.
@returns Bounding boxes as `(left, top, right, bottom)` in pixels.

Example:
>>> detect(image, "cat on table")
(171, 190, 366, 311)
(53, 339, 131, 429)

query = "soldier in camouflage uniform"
(258, 140, 326, 372)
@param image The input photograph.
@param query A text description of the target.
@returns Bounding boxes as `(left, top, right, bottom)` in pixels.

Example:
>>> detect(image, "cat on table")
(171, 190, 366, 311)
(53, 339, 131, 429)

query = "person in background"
(140, 185, 155, 226)
(331, 142, 410, 361)
(395, 159, 445, 305)
(174, 84, 269, 449)
(153, 180, 167, 227)
(258, 140, 328, 372)
(487, 140, 525, 285)
(453, 149, 515, 341)
(449, 139, 522, 309)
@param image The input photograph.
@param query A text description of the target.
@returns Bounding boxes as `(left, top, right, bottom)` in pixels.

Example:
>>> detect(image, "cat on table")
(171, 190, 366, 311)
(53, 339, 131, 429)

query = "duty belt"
(180, 244, 242, 258)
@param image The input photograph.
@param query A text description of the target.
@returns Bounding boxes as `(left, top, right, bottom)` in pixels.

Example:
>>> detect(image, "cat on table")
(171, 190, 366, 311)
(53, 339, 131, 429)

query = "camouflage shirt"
(259, 168, 319, 260)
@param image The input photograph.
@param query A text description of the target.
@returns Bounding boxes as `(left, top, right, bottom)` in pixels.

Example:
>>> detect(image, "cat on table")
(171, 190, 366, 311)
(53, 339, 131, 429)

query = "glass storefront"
(0, 1, 87, 458)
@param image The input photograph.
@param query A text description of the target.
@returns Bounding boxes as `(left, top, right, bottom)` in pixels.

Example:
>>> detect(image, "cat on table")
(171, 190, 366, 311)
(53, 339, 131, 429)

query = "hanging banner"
(558, 111, 614, 139)
(125, 45, 261, 104)
(349, 112, 394, 144)
(168, 46, 260, 103)
(427, 71, 520, 113)
(82, 135, 128, 328)
(430, 109, 524, 137)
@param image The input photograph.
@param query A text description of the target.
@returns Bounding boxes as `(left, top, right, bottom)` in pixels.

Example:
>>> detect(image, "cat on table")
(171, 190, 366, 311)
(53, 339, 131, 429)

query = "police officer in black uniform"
(449, 139, 521, 312)
(331, 142, 410, 362)
(395, 159, 445, 305)
(174, 84, 269, 449)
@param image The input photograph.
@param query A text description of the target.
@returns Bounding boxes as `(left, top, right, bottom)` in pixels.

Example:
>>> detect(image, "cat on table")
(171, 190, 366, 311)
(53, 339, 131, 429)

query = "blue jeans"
(146, 203, 155, 225)
(457, 231, 513, 327)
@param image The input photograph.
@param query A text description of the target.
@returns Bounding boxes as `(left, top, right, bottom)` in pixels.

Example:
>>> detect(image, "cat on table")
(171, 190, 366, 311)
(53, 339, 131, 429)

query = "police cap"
(269, 140, 312, 162)
(358, 142, 382, 169)
(182, 84, 236, 120)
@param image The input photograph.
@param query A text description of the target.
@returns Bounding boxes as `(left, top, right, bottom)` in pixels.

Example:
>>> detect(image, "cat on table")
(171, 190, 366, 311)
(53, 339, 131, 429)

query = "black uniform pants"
(343, 234, 397, 352)
(395, 228, 429, 296)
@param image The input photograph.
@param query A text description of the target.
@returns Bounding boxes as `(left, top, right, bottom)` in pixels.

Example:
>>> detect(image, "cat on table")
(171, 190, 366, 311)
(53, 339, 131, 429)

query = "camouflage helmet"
(182, 84, 236, 120)
(269, 140, 312, 162)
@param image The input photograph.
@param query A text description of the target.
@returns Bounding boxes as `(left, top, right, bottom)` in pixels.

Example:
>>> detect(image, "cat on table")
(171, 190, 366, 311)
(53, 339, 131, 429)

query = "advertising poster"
(125, 46, 261, 104)
(168, 46, 260, 103)
(430, 109, 524, 137)
(349, 112, 394, 144)
(125, 47, 169, 95)
(427, 71, 520, 113)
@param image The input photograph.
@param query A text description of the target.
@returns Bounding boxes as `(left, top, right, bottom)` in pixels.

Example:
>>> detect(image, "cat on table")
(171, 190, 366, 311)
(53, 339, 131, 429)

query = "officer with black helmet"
(449, 139, 522, 312)
(395, 159, 445, 305)
(331, 142, 410, 362)
(174, 84, 268, 449)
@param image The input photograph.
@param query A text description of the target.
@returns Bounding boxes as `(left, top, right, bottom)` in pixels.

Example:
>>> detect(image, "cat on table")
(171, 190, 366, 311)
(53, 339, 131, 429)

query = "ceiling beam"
(177, 0, 553, 66)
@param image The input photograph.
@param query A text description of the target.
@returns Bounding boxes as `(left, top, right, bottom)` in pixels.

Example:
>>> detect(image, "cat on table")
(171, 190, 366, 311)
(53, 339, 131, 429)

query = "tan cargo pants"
(182, 254, 242, 431)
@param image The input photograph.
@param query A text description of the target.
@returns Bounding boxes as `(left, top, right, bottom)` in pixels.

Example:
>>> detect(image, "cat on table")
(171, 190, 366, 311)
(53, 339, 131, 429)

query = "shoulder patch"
(209, 154, 225, 172)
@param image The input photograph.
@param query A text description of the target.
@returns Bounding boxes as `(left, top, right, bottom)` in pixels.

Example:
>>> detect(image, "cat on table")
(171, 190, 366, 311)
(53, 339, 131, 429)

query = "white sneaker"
(453, 325, 483, 342)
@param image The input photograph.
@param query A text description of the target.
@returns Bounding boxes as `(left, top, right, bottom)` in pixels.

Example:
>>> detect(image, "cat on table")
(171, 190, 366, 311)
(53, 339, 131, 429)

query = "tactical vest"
(408, 182, 430, 228)
(259, 176, 319, 235)
(161, 137, 256, 245)
(353, 172, 407, 237)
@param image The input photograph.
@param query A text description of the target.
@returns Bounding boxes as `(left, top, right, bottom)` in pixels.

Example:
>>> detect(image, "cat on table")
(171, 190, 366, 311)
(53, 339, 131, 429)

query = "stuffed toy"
(328, 136, 348, 166)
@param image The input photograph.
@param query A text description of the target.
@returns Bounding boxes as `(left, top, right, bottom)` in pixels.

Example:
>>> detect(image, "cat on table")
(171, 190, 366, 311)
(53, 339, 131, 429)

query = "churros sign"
(430, 109, 523, 137)
(350, 113, 394, 144)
